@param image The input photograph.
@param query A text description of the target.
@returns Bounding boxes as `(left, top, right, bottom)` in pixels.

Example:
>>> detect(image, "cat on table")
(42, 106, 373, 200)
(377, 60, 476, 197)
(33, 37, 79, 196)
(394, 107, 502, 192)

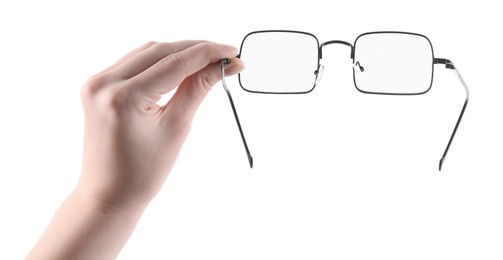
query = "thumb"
(167, 58, 244, 121)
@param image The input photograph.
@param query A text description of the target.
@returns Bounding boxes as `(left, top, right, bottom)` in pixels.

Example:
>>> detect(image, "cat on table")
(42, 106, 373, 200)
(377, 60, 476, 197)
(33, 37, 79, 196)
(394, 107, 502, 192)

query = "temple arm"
(434, 58, 470, 171)
(220, 59, 253, 168)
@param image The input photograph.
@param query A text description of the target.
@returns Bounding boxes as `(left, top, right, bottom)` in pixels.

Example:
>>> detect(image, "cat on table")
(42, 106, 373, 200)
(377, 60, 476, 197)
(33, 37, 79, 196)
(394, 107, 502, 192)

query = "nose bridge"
(319, 40, 354, 59)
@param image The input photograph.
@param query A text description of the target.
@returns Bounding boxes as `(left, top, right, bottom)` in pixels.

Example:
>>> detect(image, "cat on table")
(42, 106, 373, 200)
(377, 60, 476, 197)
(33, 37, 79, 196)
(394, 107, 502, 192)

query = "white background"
(0, 1, 501, 259)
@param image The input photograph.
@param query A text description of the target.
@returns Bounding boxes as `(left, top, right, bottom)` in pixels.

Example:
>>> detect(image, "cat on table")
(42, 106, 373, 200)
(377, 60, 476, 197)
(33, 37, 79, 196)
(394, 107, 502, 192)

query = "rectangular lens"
(353, 32, 434, 94)
(238, 31, 320, 93)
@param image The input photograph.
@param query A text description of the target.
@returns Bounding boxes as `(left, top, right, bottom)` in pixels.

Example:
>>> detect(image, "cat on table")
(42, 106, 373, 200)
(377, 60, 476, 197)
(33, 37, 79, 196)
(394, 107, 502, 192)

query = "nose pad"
(315, 64, 325, 86)
(354, 61, 365, 72)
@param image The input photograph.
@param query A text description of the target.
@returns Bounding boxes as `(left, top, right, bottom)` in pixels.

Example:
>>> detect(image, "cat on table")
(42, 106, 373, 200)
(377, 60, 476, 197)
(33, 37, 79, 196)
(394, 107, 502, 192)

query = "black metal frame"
(220, 30, 469, 171)
(352, 31, 435, 95)
(237, 30, 321, 94)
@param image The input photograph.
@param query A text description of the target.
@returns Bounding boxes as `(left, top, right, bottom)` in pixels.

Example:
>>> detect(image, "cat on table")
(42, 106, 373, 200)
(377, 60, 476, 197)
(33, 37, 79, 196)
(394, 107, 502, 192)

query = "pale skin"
(26, 41, 244, 259)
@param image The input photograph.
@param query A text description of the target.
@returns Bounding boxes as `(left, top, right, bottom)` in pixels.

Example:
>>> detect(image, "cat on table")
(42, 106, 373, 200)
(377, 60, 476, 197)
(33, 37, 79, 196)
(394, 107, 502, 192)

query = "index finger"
(111, 40, 210, 80)
(127, 42, 238, 95)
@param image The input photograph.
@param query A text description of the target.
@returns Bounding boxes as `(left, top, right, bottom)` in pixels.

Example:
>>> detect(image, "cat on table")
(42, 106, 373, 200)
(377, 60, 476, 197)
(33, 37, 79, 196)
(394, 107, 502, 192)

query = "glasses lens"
(238, 31, 319, 93)
(353, 32, 434, 94)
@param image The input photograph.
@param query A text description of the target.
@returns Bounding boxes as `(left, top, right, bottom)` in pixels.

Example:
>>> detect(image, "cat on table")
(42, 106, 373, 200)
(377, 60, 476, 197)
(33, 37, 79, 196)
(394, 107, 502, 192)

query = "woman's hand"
(27, 41, 244, 259)
(80, 40, 243, 210)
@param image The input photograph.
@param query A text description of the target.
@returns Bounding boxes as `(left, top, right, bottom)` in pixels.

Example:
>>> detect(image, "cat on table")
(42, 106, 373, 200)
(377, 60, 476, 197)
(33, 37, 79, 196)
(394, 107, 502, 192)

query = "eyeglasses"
(220, 30, 469, 171)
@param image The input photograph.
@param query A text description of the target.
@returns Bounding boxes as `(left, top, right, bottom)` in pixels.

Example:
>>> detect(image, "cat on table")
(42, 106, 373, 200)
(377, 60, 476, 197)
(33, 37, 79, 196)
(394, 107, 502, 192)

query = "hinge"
(434, 58, 455, 69)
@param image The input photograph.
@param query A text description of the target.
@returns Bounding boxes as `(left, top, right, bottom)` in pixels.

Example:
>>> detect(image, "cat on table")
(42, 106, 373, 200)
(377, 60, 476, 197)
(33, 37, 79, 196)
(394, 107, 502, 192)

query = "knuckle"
(81, 74, 133, 116)
(161, 52, 187, 74)
(108, 85, 131, 111)
(140, 41, 158, 51)
(81, 73, 109, 102)
(197, 42, 217, 58)
(103, 84, 139, 121)
(145, 40, 158, 47)
(160, 43, 214, 72)
(150, 41, 169, 52)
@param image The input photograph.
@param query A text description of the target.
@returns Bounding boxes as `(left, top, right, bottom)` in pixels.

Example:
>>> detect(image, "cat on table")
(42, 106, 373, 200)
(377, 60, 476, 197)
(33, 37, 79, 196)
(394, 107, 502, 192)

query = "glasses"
(220, 30, 469, 171)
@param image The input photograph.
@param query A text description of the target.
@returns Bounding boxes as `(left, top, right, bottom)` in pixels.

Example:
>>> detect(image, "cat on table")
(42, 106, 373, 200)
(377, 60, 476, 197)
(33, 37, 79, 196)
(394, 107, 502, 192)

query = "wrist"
(27, 182, 148, 260)
(74, 174, 153, 216)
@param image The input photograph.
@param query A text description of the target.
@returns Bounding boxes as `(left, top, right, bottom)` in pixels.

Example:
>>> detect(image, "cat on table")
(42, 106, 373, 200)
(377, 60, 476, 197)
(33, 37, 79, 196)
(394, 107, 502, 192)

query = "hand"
(27, 40, 244, 259)
(80, 40, 243, 209)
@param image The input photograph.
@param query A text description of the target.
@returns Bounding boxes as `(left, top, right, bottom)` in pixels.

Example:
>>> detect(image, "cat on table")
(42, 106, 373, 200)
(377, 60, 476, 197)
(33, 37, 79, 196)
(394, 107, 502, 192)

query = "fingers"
(167, 58, 244, 120)
(84, 41, 207, 96)
(110, 40, 209, 80)
(83, 40, 242, 126)
(128, 42, 238, 96)
(100, 41, 158, 75)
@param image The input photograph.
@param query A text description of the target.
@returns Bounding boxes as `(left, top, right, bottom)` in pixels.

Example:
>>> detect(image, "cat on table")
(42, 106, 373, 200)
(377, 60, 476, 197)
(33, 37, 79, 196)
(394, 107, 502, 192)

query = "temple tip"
(248, 154, 254, 168)
(439, 157, 445, 171)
